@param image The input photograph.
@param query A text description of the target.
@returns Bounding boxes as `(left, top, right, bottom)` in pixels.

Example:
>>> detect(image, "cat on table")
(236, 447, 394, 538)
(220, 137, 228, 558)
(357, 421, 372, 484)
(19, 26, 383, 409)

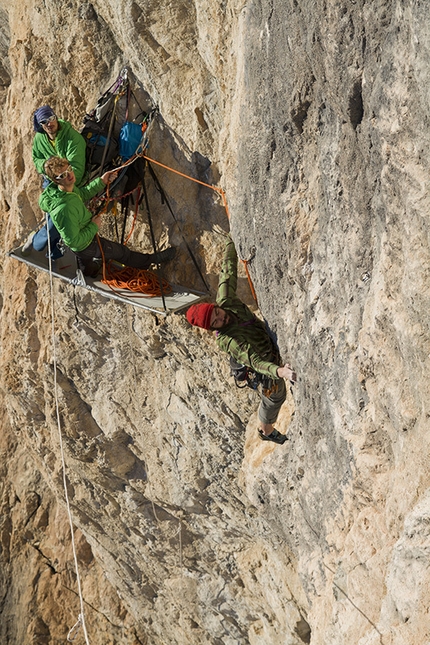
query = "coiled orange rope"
(102, 263, 172, 297)
(96, 235, 171, 297)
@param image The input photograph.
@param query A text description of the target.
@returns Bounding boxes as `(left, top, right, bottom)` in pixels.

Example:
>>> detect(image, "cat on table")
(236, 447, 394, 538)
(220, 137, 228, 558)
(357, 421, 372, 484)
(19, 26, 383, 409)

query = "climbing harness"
(229, 356, 279, 396)
(226, 319, 281, 396)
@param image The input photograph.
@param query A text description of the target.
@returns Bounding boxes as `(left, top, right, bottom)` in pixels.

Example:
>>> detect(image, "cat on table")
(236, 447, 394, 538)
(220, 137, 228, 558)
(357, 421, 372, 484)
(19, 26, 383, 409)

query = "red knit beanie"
(186, 303, 215, 329)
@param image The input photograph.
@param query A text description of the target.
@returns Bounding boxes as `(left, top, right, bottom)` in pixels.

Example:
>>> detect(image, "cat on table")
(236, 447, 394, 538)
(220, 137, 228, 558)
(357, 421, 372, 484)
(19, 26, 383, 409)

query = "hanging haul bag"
(81, 119, 118, 169)
(119, 122, 144, 160)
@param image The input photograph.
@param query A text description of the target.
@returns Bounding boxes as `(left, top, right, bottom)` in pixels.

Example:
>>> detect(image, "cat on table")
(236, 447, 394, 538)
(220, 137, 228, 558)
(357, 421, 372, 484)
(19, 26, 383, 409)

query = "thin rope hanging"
(46, 216, 91, 645)
(140, 164, 168, 311)
(145, 161, 210, 293)
(141, 153, 258, 303)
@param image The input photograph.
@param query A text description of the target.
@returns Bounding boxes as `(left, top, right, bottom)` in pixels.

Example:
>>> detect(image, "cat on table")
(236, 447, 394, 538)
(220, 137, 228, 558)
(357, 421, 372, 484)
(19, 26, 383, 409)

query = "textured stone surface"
(0, 1, 429, 644)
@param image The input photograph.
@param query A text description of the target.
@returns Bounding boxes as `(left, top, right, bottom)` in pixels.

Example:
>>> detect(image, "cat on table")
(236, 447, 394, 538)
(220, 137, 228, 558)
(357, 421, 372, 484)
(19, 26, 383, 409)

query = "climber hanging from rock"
(186, 233, 296, 445)
(40, 156, 176, 277)
(22, 105, 88, 259)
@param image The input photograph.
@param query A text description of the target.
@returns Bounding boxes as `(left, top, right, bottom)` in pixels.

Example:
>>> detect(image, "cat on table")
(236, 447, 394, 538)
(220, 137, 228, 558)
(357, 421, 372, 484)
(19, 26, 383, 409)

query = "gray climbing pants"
(258, 378, 287, 425)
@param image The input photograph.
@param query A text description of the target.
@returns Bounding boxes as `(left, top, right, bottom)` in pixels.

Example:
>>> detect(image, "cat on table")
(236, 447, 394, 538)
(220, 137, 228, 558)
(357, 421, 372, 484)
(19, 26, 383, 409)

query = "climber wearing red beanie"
(186, 234, 296, 445)
(186, 303, 215, 330)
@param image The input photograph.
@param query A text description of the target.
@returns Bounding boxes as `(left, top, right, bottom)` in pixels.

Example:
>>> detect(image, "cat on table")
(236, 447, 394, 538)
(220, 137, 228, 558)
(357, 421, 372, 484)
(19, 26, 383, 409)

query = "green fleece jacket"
(215, 236, 280, 379)
(39, 178, 105, 252)
(32, 119, 87, 186)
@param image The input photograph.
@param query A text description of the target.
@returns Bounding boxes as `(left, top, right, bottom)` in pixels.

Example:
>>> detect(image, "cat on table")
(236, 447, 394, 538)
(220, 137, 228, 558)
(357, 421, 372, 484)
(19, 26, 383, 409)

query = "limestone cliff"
(0, 1, 429, 644)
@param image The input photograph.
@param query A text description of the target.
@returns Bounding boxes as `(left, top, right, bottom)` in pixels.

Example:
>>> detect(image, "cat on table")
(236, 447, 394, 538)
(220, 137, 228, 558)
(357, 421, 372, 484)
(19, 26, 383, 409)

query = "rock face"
(0, 1, 429, 644)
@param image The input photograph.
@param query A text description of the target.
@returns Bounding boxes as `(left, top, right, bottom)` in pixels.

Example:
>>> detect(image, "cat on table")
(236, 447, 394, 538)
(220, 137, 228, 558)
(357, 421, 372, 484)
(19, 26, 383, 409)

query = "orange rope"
(96, 234, 171, 297)
(94, 137, 257, 301)
(141, 154, 257, 302)
(101, 264, 172, 297)
(124, 212, 137, 245)
(98, 184, 140, 202)
(142, 154, 225, 195)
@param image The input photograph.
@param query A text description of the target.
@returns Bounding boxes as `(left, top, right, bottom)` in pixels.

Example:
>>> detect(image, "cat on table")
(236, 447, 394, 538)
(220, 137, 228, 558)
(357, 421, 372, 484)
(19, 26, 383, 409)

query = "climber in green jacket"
(22, 105, 88, 259)
(32, 108, 87, 186)
(40, 156, 175, 276)
(186, 234, 296, 445)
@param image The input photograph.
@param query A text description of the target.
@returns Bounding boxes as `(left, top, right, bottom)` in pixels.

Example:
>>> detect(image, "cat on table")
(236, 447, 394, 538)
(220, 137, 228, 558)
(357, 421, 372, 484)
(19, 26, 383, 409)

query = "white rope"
(67, 614, 84, 642)
(46, 215, 90, 645)
(178, 517, 183, 571)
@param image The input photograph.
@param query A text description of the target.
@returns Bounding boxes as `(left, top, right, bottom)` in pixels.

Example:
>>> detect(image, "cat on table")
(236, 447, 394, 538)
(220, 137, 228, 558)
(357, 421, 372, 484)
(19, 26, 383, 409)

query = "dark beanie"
(33, 105, 56, 132)
(186, 303, 215, 330)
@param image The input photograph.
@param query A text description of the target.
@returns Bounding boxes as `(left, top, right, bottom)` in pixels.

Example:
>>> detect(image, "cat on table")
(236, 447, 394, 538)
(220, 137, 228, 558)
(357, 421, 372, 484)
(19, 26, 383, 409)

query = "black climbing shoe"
(258, 429, 287, 445)
(151, 246, 176, 265)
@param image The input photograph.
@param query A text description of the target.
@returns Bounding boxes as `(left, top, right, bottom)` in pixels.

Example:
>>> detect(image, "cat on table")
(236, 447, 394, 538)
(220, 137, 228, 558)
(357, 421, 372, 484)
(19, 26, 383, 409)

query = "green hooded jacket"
(32, 119, 87, 186)
(215, 236, 281, 379)
(38, 178, 105, 252)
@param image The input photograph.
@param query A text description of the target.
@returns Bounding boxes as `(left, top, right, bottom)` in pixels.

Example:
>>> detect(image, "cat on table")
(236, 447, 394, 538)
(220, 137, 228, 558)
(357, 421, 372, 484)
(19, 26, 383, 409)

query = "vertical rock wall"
(0, 1, 429, 644)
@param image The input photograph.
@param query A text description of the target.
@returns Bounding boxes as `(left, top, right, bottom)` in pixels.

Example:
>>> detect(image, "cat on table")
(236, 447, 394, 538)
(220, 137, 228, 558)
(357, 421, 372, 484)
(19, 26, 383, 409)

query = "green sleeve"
(76, 177, 105, 202)
(217, 335, 280, 379)
(32, 135, 49, 175)
(64, 128, 87, 185)
(216, 234, 239, 306)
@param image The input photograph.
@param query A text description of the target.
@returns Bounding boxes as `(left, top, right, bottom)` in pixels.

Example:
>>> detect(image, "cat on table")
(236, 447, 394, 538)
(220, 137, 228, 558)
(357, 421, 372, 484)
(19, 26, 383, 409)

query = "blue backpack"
(119, 122, 144, 160)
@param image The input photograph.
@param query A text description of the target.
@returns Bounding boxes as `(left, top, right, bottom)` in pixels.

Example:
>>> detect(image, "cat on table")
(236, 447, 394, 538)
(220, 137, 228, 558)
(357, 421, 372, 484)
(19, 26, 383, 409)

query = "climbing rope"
(67, 614, 85, 642)
(144, 161, 210, 293)
(95, 235, 172, 298)
(101, 263, 172, 297)
(123, 187, 140, 245)
(93, 113, 256, 301)
(46, 216, 91, 645)
(140, 154, 258, 303)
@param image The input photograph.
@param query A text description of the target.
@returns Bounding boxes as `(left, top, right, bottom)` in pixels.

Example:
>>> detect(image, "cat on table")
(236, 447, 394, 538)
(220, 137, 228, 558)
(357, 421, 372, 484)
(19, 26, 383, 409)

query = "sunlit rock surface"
(0, 1, 429, 644)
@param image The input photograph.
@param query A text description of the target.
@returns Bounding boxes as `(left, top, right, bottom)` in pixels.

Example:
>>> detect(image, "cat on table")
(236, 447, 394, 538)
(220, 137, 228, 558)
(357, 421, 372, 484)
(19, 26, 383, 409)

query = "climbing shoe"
(21, 231, 36, 256)
(258, 429, 288, 445)
(150, 246, 176, 265)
